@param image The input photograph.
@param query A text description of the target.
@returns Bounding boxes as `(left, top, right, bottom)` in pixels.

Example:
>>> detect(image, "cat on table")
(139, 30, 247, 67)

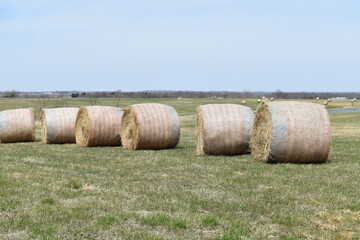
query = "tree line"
(1, 90, 359, 99)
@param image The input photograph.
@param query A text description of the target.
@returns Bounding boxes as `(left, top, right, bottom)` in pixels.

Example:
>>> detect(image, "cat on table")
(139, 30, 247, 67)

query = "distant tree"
(88, 92, 103, 106)
(71, 93, 79, 98)
(243, 89, 250, 98)
(274, 89, 287, 99)
(3, 90, 18, 98)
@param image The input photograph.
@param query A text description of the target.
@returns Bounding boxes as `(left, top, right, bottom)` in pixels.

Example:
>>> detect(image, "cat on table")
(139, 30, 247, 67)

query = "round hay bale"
(41, 107, 79, 144)
(75, 106, 123, 147)
(250, 101, 331, 163)
(196, 104, 254, 155)
(120, 103, 180, 150)
(0, 108, 35, 143)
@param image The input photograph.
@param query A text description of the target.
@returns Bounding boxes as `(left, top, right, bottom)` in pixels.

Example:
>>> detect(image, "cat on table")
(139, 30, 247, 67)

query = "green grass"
(0, 97, 359, 239)
(202, 216, 219, 227)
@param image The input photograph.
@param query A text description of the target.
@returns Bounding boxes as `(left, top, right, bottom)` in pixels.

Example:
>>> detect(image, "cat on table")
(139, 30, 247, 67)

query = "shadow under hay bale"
(0, 108, 35, 143)
(120, 103, 180, 150)
(41, 107, 79, 144)
(75, 106, 123, 147)
(196, 104, 254, 156)
(250, 101, 331, 163)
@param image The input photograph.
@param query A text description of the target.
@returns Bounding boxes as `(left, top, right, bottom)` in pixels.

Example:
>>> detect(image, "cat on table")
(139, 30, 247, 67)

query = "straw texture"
(41, 107, 79, 144)
(75, 106, 123, 147)
(196, 104, 254, 155)
(0, 108, 35, 143)
(120, 103, 180, 150)
(250, 101, 331, 163)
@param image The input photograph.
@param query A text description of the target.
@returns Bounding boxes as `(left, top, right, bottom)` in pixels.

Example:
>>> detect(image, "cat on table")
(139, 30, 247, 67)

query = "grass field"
(0, 98, 359, 240)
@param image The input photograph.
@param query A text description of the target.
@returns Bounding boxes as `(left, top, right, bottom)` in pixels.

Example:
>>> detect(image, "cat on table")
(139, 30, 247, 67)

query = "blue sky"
(0, 0, 359, 92)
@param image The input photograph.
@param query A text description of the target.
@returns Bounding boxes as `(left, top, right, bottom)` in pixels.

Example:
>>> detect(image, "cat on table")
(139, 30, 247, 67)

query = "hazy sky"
(0, 0, 359, 92)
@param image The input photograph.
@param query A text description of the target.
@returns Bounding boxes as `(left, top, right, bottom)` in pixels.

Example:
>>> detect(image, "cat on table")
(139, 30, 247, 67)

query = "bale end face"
(40, 110, 48, 144)
(196, 106, 205, 155)
(250, 101, 272, 162)
(120, 107, 140, 150)
(75, 107, 91, 147)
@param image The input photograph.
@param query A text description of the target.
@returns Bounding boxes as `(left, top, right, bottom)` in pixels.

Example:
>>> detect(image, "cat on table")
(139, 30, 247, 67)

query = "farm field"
(0, 98, 359, 240)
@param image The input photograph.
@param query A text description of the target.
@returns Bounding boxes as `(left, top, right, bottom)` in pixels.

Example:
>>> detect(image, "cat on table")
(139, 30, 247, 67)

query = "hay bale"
(41, 107, 79, 144)
(0, 108, 35, 143)
(75, 106, 123, 147)
(121, 103, 180, 150)
(196, 104, 254, 155)
(250, 101, 331, 163)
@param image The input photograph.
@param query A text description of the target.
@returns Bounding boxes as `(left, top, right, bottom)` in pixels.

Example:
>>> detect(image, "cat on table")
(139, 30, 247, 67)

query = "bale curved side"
(250, 101, 331, 163)
(196, 104, 254, 156)
(41, 107, 79, 144)
(75, 106, 123, 147)
(120, 103, 180, 150)
(0, 108, 35, 143)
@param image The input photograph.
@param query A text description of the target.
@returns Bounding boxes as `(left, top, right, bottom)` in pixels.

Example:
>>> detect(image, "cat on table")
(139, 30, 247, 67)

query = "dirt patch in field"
(0, 231, 29, 240)
(23, 157, 46, 164)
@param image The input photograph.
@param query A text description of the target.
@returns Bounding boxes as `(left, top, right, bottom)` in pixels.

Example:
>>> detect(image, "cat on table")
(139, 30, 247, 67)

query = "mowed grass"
(0, 98, 359, 240)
